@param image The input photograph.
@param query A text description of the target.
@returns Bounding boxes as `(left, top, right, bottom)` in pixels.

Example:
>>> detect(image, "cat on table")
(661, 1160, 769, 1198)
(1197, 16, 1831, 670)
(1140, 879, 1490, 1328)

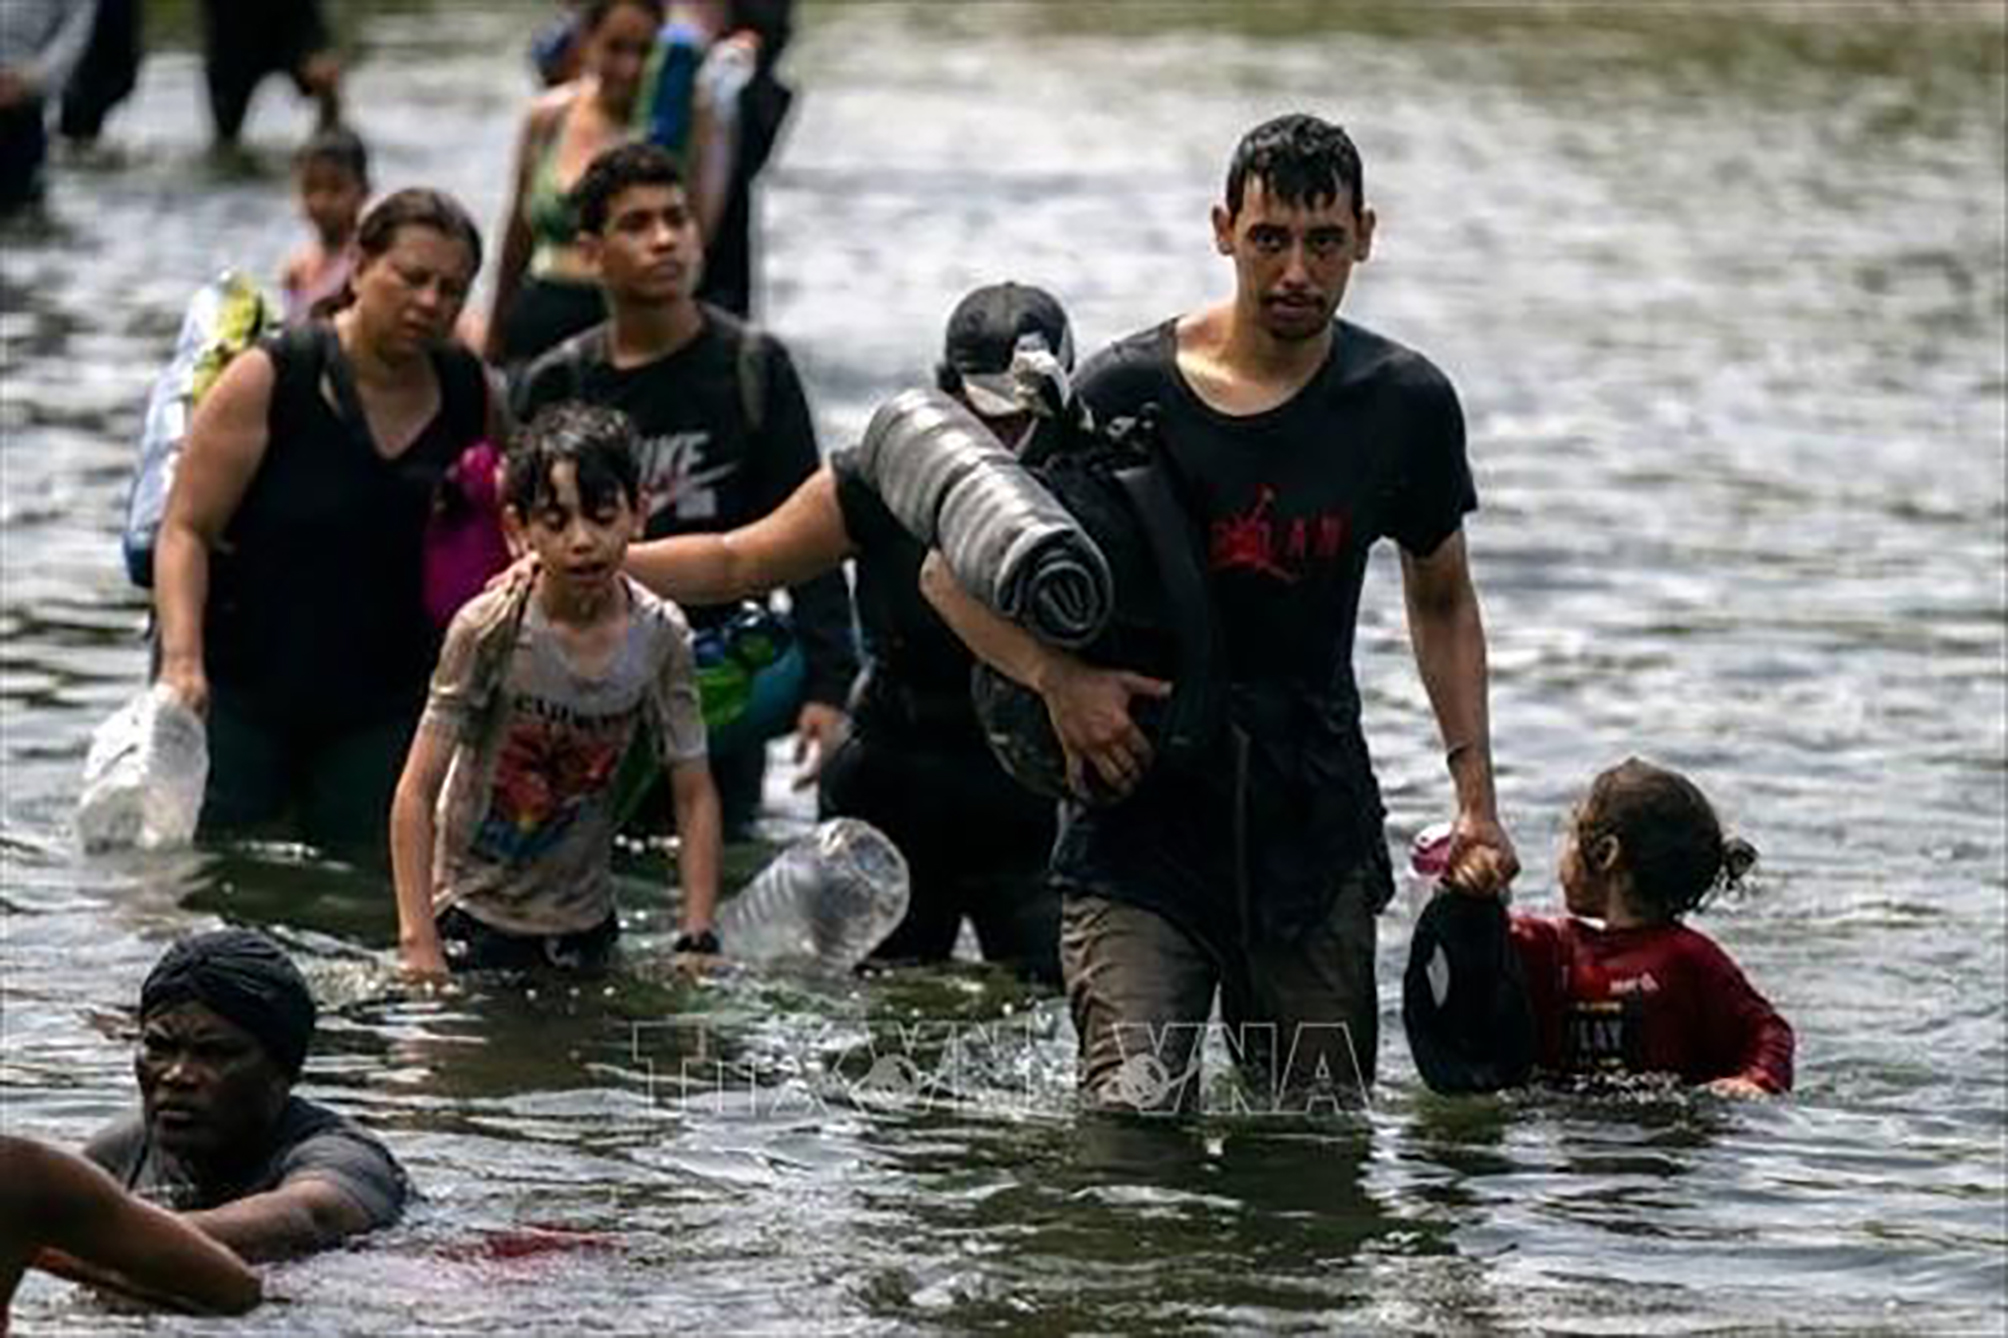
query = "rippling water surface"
(3, 2, 2003, 1332)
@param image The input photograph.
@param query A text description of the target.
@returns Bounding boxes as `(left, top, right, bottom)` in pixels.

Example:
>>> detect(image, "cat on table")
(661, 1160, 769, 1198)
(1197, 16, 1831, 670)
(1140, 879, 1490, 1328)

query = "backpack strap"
(562, 324, 610, 402)
(735, 323, 766, 437)
(1108, 407, 1218, 767)
(314, 323, 380, 459)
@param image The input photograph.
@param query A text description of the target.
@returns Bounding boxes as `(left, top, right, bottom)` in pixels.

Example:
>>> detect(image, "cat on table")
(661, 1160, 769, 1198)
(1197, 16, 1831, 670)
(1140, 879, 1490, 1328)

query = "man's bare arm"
(1400, 529, 1518, 891)
(918, 550, 1167, 799)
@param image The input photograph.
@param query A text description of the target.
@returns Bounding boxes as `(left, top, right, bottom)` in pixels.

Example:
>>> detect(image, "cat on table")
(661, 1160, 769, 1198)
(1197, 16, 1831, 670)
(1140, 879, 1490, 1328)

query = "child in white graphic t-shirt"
(391, 402, 720, 977)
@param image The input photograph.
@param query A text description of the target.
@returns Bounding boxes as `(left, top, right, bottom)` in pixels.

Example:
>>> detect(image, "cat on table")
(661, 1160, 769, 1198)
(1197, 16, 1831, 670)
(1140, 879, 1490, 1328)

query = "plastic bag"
(716, 819, 910, 968)
(76, 686, 209, 851)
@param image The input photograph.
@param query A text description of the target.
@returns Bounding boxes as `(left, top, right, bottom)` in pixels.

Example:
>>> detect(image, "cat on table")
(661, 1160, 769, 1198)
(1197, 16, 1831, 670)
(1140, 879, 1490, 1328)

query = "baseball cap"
(940, 283, 1074, 417)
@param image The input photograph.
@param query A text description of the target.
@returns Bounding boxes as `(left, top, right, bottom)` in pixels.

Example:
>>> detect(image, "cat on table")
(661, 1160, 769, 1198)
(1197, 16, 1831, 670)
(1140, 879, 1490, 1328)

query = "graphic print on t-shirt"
(1207, 484, 1353, 585)
(473, 697, 636, 864)
(1563, 993, 1646, 1074)
(635, 429, 737, 526)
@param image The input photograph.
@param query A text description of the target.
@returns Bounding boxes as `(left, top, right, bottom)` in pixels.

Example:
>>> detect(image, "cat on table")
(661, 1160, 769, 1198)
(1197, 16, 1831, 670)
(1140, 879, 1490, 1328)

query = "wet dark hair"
(583, 0, 666, 32)
(1225, 113, 1365, 220)
(571, 141, 685, 235)
(355, 187, 483, 278)
(1579, 757, 1759, 922)
(506, 402, 643, 519)
(294, 124, 370, 189)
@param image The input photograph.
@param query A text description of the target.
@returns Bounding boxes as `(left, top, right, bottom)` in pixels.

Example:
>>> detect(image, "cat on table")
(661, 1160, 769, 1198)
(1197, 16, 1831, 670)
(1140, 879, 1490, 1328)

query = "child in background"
(1405, 757, 1794, 1096)
(280, 125, 368, 323)
(391, 403, 721, 978)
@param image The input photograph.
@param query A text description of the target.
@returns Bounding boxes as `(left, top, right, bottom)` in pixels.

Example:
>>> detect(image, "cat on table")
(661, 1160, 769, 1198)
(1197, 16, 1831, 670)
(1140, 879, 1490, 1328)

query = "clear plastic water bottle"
(77, 685, 209, 851)
(716, 819, 911, 967)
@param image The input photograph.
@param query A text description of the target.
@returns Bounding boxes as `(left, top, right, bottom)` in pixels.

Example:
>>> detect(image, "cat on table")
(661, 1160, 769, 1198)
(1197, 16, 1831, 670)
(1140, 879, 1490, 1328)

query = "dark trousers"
(199, 690, 418, 860)
(1059, 869, 1380, 1115)
(819, 725, 1060, 983)
(200, 0, 331, 143)
(58, 0, 143, 142)
(0, 102, 48, 215)
(437, 905, 619, 975)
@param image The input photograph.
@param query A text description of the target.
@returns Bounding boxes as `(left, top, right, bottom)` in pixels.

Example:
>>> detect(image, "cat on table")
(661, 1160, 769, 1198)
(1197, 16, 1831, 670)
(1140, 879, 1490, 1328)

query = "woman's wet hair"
(294, 124, 371, 189)
(1579, 757, 1758, 922)
(506, 402, 644, 520)
(355, 187, 483, 277)
(571, 141, 684, 235)
(1225, 113, 1364, 220)
(583, 0, 666, 32)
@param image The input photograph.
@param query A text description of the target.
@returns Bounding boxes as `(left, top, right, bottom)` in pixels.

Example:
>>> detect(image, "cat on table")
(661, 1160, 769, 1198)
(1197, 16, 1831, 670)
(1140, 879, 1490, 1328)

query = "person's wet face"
(1213, 175, 1374, 344)
(352, 224, 475, 357)
(1559, 803, 1616, 919)
(587, 183, 701, 306)
(586, 1, 660, 114)
(136, 1003, 291, 1164)
(297, 158, 367, 247)
(510, 459, 640, 599)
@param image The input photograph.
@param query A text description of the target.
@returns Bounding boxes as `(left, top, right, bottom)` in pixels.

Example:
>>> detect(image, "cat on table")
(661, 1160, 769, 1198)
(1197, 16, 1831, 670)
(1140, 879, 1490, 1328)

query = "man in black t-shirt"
(925, 114, 1518, 1112)
(512, 142, 857, 837)
(81, 930, 408, 1262)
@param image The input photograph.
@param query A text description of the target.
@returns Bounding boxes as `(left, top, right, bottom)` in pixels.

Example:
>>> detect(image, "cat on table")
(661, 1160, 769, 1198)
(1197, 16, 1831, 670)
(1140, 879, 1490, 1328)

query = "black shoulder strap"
(562, 324, 610, 401)
(737, 325, 767, 437)
(259, 322, 320, 391)
(436, 345, 491, 444)
(1111, 426, 1218, 764)
(314, 324, 379, 459)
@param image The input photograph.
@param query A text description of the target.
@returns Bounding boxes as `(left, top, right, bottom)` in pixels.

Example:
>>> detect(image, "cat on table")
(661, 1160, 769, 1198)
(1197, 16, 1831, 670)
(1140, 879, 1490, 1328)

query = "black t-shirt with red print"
(1058, 317, 1476, 950)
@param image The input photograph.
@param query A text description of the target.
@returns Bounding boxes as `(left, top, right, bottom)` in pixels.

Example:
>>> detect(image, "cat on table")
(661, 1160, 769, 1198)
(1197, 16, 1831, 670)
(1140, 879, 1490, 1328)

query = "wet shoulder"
(702, 301, 798, 378)
(524, 84, 577, 139)
(270, 1096, 409, 1225)
(80, 1111, 147, 1180)
(1077, 320, 1180, 420)
(512, 324, 610, 419)
(626, 576, 694, 647)
(445, 581, 525, 645)
(699, 302, 764, 359)
(1332, 319, 1458, 404)
(1661, 921, 1743, 977)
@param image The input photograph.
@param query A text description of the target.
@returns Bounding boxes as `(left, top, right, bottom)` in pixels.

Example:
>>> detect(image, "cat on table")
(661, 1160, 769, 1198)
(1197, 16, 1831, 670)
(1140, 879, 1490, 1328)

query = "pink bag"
(423, 440, 512, 629)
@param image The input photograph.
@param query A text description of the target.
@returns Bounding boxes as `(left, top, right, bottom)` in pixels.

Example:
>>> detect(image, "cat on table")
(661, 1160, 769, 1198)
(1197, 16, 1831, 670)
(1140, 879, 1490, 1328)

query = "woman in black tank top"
(153, 189, 498, 857)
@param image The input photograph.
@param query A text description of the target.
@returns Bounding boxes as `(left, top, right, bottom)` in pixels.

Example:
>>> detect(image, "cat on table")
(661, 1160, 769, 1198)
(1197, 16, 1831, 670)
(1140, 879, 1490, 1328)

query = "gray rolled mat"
(855, 389, 1113, 648)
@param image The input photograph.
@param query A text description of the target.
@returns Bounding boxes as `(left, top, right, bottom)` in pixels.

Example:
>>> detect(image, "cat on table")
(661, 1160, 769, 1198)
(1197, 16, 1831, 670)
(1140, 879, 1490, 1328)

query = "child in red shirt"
(1405, 758, 1794, 1096)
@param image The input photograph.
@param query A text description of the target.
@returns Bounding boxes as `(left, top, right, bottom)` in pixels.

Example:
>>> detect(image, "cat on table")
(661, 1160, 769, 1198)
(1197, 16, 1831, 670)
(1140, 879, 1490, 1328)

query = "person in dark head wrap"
(80, 928, 408, 1260)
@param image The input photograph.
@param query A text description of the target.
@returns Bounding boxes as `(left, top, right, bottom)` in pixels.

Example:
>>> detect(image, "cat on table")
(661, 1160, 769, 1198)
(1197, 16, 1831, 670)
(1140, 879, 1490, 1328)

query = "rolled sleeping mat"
(854, 389, 1113, 649)
(967, 409, 1220, 805)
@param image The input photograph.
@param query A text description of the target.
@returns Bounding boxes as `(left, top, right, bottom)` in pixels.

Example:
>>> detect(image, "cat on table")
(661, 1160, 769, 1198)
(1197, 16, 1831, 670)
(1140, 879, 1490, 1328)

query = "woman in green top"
(484, 0, 666, 368)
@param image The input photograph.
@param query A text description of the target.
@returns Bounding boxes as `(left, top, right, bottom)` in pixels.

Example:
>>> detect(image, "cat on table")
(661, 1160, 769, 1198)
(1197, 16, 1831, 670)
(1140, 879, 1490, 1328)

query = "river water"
(3, 1, 2003, 1332)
